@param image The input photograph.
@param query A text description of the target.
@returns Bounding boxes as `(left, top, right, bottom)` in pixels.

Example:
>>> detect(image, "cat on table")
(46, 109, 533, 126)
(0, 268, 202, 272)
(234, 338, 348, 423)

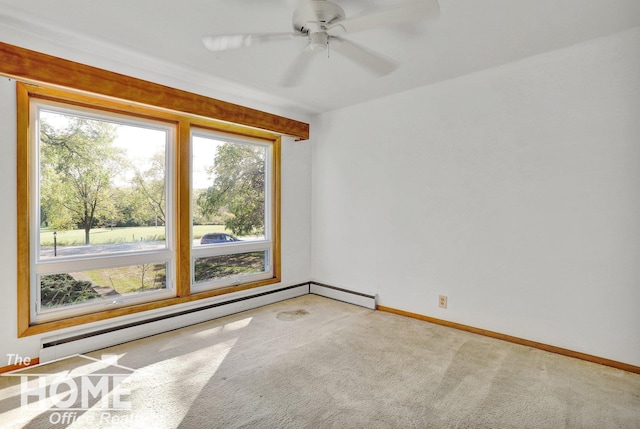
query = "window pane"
(38, 110, 168, 260)
(192, 135, 266, 246)
(194, 251, 267, 284)
(40, 263, 167, 311)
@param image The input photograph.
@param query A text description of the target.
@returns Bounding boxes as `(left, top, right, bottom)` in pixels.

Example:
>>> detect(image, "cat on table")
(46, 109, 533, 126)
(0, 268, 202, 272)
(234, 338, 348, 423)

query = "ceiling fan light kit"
(202, 0, 440, 85)
(308, 31, 329, 51)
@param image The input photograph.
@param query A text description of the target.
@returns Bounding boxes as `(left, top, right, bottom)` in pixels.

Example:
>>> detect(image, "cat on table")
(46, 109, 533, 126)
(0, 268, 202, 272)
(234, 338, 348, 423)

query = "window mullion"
(176, 120, 191, 298)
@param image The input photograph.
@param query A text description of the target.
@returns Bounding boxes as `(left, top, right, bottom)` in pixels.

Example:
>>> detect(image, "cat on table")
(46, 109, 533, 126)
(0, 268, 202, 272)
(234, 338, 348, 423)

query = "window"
(32, 101, 176, 323)
(191, 131, 274, 290)
(17, 82, 282, 336)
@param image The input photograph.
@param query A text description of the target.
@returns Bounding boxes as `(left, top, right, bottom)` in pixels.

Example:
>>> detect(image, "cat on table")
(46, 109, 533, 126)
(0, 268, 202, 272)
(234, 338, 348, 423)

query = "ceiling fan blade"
(202, 33, 294, 51)
(330, 37, 396, 76)
(327, 0, 439, 35)
(279, 47, 316, 87)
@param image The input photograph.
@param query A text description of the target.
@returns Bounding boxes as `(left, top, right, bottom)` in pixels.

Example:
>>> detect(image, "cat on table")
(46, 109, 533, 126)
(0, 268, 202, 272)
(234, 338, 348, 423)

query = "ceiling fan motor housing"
(293, 0, 345, 34)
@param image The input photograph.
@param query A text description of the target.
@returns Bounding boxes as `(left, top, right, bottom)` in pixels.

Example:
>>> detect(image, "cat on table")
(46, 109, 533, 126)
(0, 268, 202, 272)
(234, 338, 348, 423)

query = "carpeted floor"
(2, 294, 639, 428)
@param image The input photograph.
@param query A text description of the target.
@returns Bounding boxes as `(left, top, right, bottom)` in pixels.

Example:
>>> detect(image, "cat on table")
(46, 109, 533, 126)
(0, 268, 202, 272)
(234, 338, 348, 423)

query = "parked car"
(200, 232, 240, 245)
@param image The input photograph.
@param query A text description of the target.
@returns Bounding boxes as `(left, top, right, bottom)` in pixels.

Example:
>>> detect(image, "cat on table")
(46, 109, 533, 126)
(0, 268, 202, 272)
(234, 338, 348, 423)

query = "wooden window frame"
(4, 41, 302, 336)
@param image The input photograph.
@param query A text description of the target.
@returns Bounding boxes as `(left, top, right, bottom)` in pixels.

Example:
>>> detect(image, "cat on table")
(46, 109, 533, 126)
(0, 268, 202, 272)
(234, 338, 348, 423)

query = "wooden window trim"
(0, 41, 309, 140)
(17, 82, 282, 337)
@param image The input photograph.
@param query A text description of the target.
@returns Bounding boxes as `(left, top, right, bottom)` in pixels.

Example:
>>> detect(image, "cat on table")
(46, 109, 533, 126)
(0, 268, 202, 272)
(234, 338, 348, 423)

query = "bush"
(41, 273, 101, 308)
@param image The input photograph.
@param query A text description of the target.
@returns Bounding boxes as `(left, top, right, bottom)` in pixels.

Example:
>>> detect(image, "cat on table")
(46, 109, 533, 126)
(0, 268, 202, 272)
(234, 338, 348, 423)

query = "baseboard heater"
(40, 283, 309, 363)
(309, 282, 377, 310)
(40, 281, 376, 363)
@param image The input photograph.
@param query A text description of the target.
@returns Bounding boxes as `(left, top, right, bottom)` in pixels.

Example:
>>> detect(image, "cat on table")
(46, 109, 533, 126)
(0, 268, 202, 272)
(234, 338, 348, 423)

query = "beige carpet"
(2, 294, 639, 428)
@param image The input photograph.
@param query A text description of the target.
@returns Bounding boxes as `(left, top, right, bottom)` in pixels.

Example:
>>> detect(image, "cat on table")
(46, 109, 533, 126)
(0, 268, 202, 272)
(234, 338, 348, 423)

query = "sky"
(115, 126, 222, 189)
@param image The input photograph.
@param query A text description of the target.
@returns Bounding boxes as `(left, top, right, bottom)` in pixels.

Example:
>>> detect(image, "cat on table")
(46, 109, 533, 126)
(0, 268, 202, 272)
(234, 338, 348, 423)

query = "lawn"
(40, 225, 231, 246)
(83, 263, 167, 294)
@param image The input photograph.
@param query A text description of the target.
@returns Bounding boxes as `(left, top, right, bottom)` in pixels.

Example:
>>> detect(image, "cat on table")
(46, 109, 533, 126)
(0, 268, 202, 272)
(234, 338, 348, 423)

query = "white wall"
(0, 78, 312, 362)
(311, 27, 640, 366)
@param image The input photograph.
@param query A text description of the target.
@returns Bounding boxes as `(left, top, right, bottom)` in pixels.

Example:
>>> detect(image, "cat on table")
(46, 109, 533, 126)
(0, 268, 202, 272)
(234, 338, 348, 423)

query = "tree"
(197, 143, 266, 236)
(132, 151, 166, 225)
(40, 116, 124, 244)
(192, 189, 228, 225)
(109, 187, 147, 227)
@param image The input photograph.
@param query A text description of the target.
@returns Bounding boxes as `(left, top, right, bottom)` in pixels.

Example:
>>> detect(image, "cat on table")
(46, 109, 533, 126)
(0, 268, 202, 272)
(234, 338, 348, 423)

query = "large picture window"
(17, 83, 282, 335)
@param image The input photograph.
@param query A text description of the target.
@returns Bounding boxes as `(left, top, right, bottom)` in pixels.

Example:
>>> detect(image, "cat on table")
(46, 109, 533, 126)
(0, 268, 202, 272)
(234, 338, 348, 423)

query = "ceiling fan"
(202, 0, 440, 86)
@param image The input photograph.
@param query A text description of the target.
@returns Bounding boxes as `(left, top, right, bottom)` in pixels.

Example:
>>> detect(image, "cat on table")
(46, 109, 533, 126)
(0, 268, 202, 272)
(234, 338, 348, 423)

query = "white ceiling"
(1, 0, 639, 116)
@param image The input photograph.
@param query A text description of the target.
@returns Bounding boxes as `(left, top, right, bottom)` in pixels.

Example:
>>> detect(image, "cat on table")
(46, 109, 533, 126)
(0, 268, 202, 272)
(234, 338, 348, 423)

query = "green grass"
(84, 263, 167, 294)
(40, 225, 231, 246)
(76, 252, 262, 296)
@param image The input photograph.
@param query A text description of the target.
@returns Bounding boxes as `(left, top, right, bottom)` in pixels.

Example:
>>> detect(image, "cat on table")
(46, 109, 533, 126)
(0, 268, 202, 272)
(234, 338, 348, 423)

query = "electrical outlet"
(439, 295, 448, 309)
